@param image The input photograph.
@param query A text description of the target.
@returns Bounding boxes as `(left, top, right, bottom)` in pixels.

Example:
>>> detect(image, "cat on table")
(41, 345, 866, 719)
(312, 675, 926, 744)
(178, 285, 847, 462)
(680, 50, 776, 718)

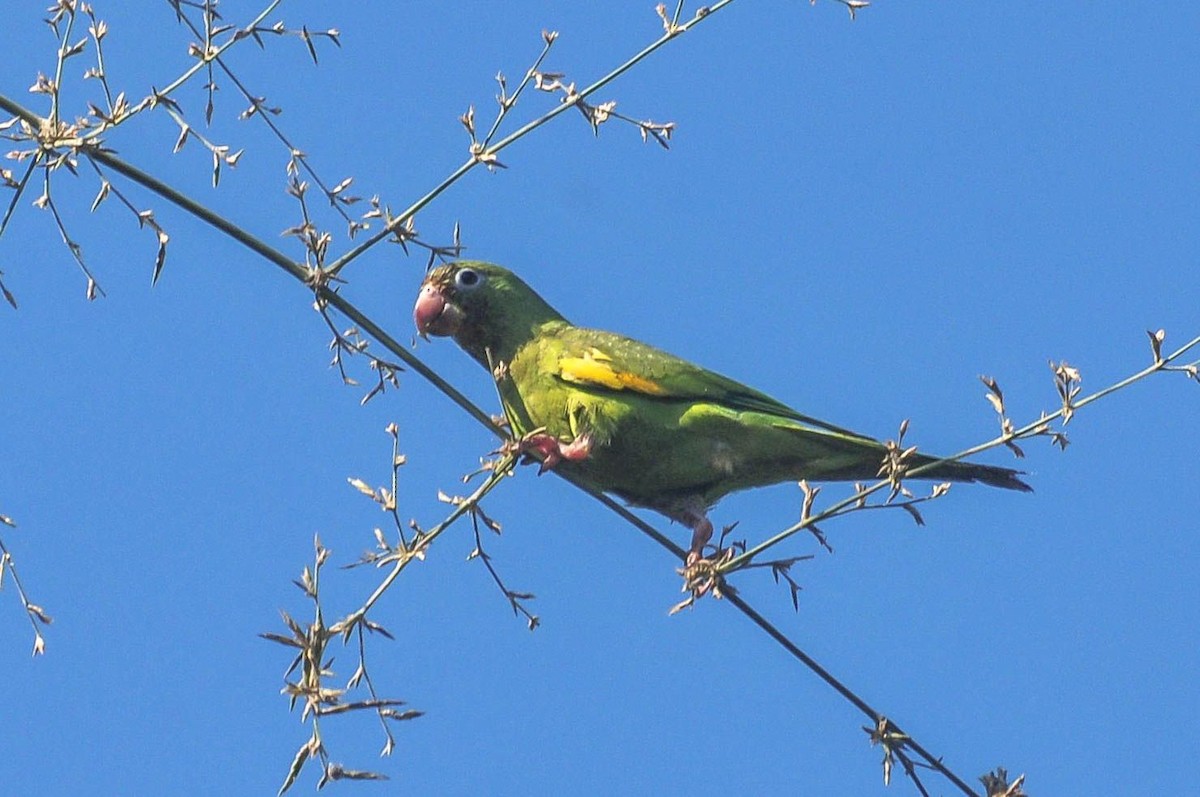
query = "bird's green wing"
(545, 325, 875, 441)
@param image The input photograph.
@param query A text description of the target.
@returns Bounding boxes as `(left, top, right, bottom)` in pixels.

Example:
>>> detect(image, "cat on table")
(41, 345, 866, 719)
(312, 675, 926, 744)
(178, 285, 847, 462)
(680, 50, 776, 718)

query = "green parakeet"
(414, 261, 1030, 562)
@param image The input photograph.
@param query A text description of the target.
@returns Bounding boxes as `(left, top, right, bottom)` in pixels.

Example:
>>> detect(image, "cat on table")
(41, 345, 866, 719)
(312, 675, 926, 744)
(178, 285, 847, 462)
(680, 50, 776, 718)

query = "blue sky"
(2, 2, 1197, 795)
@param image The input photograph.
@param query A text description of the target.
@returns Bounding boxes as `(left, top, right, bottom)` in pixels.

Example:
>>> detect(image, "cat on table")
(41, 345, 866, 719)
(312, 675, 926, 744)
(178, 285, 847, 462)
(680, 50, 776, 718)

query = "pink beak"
(414, 282, 463, 337)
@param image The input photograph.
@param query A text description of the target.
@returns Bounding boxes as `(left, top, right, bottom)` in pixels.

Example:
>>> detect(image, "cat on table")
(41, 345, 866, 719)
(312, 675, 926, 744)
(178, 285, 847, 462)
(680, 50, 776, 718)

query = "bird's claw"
(513, 430, 593, 474)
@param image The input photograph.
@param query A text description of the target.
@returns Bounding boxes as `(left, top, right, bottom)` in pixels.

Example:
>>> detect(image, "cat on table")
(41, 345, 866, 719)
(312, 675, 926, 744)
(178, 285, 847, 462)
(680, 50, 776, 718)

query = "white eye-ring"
(455, 267, 485, 291)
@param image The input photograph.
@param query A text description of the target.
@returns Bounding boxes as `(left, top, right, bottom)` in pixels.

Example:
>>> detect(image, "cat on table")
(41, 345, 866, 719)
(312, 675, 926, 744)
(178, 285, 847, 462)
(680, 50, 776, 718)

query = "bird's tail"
(905, 453, 1032, 492)
(781, 423, 1033, 492)
(773, 421, 1032, 492)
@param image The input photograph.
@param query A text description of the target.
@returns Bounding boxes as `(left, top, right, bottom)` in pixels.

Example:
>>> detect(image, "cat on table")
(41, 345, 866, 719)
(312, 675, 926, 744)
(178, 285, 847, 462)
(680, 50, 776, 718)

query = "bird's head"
(414, 261, 566, 366)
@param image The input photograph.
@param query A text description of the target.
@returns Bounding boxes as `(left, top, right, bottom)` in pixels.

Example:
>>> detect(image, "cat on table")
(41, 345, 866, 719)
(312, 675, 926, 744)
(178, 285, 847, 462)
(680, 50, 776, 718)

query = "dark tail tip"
(921, 457, 1033, 493)
(964, 463, 1033, 493)
(988, 470, 1034, 493)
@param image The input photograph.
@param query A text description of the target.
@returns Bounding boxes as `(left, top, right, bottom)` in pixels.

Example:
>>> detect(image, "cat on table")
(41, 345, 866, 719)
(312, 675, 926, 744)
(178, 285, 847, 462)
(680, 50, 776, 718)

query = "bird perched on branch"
(414, 261, 1030, 564)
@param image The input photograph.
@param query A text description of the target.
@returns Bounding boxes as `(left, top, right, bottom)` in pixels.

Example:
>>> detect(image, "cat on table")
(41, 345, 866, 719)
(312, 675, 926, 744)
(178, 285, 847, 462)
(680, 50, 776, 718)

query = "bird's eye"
(455, 268, 484, 291)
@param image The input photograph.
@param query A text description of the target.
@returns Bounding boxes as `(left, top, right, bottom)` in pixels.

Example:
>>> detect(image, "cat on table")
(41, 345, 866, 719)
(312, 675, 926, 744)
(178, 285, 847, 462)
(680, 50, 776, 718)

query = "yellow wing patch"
(558, 348, 667, 396)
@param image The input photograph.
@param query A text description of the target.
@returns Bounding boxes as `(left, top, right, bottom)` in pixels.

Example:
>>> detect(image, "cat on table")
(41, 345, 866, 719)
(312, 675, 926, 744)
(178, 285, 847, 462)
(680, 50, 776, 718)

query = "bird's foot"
(669, 507, 741, 612)
(515, 430, 593, 474)
(674, 545, 737, 613)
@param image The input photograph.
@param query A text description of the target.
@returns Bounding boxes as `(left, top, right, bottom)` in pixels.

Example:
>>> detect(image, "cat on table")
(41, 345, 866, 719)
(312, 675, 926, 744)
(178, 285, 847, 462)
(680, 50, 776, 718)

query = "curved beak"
(414, 282, 464, 338)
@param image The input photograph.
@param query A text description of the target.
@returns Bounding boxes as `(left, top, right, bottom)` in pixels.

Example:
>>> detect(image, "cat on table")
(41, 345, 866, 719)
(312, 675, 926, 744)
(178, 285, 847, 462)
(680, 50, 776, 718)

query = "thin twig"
(0, 156, 40, 238)
(324, 0, 737, 276)
(481, 32, 557, 148)
(339, 452, 517, 632)
(726, 592, 982, 797)
(0, 533, 51, 656)
(48, 0, 79, 127)
(169, 3, 359, 230)
(723, 333, 1200, 572)
(76, 0, 286, 140)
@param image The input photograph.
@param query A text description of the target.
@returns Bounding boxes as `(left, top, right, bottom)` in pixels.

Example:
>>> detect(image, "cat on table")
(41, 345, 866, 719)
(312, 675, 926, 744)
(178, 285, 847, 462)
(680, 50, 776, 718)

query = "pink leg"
(682, 508, 714, 566)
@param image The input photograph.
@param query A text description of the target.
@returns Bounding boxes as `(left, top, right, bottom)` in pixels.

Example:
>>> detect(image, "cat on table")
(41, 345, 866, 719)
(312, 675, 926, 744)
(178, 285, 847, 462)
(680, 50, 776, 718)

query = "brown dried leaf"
(348, 477, 376, 498)
(1147, 328, 1166, 363)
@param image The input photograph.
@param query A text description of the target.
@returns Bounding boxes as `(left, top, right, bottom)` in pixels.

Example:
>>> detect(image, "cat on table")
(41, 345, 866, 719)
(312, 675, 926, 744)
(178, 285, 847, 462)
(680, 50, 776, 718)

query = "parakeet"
(414, 261, 1030, 563)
